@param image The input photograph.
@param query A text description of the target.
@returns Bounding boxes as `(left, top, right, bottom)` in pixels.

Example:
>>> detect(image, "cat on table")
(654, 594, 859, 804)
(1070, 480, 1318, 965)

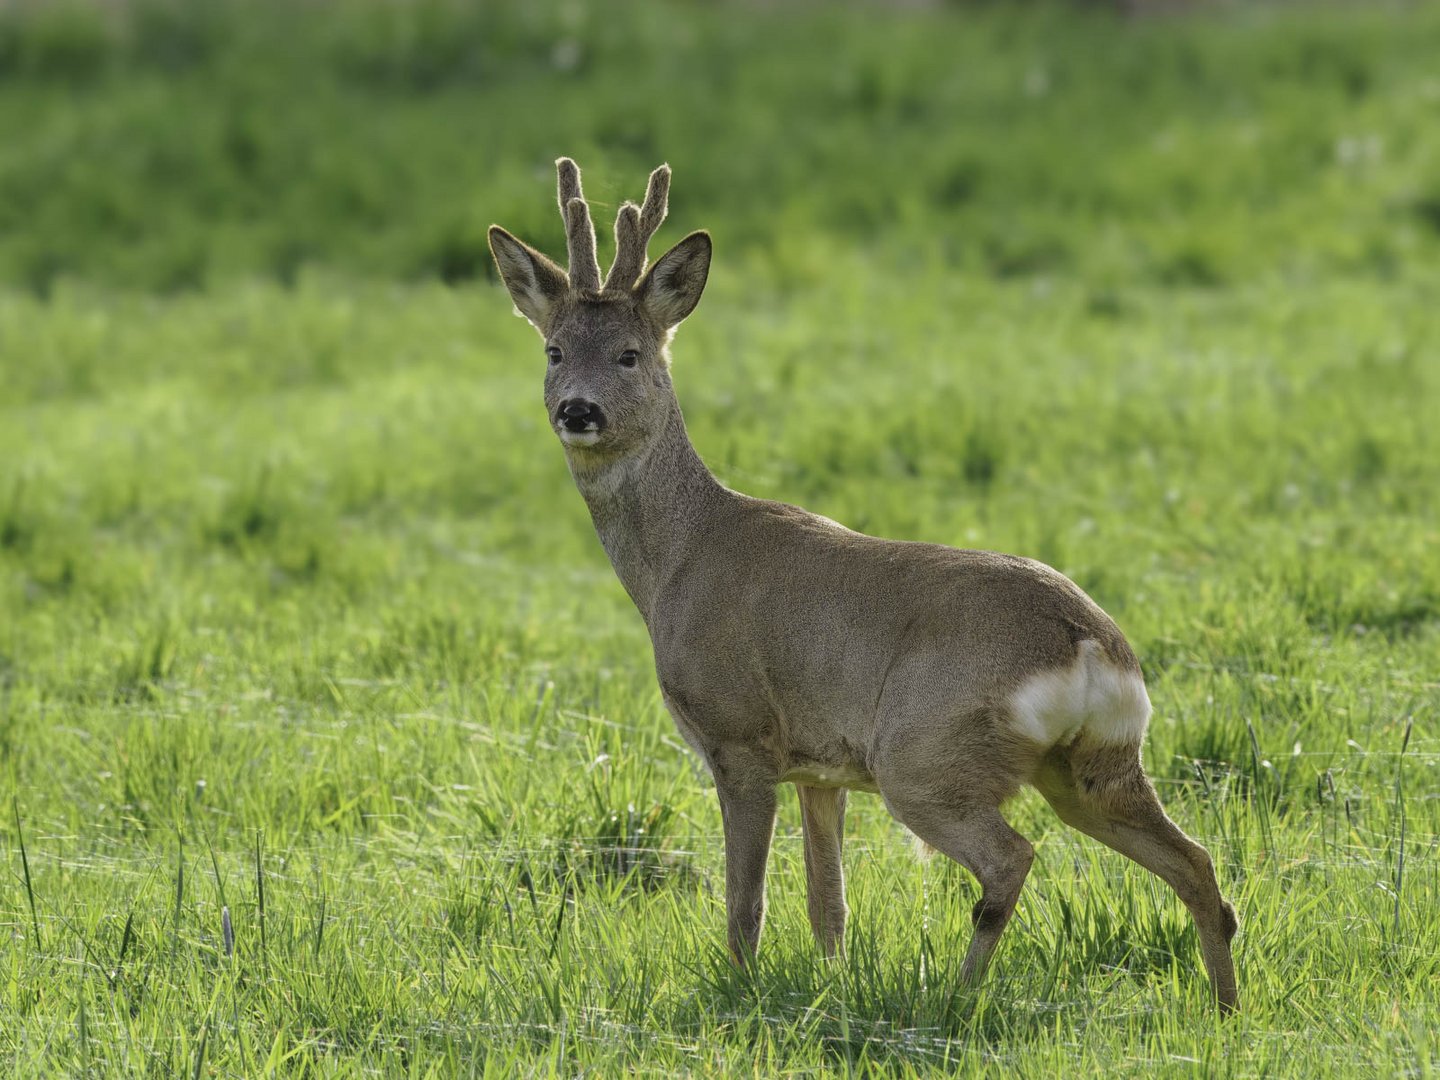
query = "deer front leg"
(716, 768, 778, 966)
(798, 785, 848, 957)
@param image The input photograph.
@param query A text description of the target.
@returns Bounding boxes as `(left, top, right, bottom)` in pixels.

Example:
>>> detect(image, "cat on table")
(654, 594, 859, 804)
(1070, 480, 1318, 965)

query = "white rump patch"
(1007, 639, 1150, 748)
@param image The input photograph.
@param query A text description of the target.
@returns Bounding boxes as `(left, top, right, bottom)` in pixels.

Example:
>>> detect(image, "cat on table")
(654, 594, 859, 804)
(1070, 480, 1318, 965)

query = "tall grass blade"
(13, 798, 41, 949)
(118, 909, 135, 965)
(78, 995, 89, 1074)
(203, 821, 228, 911)
(255, 829, 267, 968)
(171, 835, 185, 966)
(192, 1019, 210, 1080)
(1244, 717, 1275, 857)
(313, 888, 326, 961)
(1392, 715, 1414, 939)
(114, 908, 136, 988)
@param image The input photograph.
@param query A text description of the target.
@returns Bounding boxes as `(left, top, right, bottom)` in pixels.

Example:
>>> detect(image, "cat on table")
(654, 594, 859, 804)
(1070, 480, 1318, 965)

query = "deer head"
(488, 159, 711, 458)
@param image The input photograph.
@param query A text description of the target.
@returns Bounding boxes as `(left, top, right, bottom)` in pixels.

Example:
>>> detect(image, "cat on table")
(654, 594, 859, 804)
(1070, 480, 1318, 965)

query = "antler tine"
(604, 163, 671, 291)
(556, 157, 601, 291)
(556, 157, 582, 211)
(637, 163, 670, 239)
(603, 202, 642, 291)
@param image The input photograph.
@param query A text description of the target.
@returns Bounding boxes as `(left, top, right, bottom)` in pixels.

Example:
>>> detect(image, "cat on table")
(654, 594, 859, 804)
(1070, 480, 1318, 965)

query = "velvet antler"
(604, 164, 671, 291)
(557, 157, 601, 292)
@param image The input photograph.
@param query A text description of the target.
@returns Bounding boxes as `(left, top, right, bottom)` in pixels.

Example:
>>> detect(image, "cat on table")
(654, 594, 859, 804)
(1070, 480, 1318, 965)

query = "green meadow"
(1, 1, 1438, 1074)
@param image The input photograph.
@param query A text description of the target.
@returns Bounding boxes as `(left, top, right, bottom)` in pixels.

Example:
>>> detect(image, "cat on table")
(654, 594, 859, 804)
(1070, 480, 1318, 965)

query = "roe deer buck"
(488, 159, 1239, 1011)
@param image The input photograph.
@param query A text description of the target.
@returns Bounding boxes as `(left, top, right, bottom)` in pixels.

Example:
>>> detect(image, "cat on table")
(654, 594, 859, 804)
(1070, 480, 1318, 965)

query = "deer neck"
(565, 400, 723, 622)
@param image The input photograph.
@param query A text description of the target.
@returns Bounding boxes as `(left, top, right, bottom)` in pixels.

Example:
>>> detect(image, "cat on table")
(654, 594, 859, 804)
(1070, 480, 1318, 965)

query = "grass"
(1, 0, 1438, 1075)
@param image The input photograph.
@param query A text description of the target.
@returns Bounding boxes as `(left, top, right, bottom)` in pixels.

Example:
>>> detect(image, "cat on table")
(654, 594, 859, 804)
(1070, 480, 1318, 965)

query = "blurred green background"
(1, 1, 1437, 1076)
(2, 0, 1437, 295)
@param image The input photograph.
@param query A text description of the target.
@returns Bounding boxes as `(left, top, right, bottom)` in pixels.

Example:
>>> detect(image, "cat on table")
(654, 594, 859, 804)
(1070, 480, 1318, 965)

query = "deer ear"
(636, 231, 711, 328)
(488, 226, 568, 330)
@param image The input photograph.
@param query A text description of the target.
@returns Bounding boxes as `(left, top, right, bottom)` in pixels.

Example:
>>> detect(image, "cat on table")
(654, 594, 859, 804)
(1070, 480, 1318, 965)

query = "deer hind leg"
(872, 710, 1039, 985)
(798, 785, 848, 957)
(881, 790, 1035, 985)
(1035, 743, 1239, 1012)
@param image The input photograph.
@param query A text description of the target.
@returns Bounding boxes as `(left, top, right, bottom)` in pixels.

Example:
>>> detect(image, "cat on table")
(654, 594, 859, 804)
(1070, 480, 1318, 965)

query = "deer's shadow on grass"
(667, 939, 1080, 1069)
(662, 895, 1206, 1071)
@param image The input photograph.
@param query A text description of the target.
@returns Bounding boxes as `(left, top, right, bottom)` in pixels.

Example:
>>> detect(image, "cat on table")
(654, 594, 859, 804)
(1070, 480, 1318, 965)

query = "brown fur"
(487, 160, 1239, 1012)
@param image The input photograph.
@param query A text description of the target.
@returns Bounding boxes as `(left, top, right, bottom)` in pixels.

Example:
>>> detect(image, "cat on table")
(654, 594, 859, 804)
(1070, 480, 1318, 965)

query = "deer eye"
(617, 350, 639, 368)
(545, 346, 562, 365)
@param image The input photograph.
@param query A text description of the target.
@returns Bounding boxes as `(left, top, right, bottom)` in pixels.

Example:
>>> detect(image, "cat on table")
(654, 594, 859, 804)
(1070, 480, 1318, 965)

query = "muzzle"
(557, 398, 606, 433)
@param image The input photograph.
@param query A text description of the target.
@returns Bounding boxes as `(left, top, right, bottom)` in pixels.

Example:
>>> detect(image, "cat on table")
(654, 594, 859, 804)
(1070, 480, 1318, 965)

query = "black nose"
(557, 398, 605, 432)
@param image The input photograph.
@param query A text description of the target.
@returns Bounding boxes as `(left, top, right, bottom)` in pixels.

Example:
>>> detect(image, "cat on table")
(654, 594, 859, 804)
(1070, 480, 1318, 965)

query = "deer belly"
(779, 763, 880, 793)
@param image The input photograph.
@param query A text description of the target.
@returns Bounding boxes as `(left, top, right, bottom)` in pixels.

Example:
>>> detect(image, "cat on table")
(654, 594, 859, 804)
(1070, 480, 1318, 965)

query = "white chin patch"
(559, 428, 602, 447)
